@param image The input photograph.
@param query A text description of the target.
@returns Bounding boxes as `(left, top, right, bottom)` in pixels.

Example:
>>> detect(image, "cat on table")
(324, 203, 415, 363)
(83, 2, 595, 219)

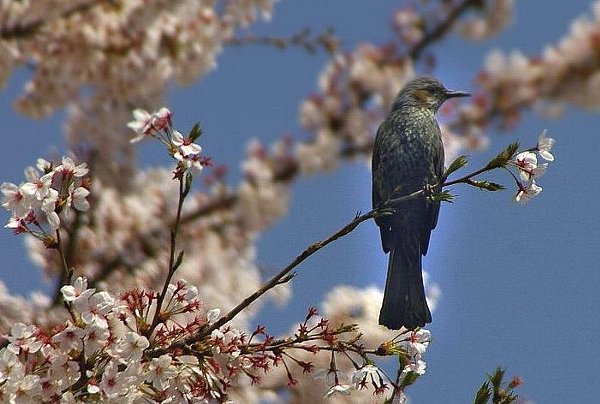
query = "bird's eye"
(423, 85, 435, 95)
(427, 86, 440, 94)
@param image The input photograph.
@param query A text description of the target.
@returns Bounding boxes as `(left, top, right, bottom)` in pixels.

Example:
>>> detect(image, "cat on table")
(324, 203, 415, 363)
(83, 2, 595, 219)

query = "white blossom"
(1, 182, 31, 218)
(61, 277, 95, 303)
(514, 151, 547, 181)
(100, 360, 131, 398)
(537, 130, 556, 161)
(172, 130, 202, 156)
(114, 332, 149, 362)
(6, 323, 43, 354)
(146, 354, 178, 390)
(207, 308, 221, 324)
(401, 329, 431, 357)
(127, 108, 154, 141)
(324, 383, 353, 397)
(351, 364, 383, 388)
(52, 323, 85, 353)
(515, 181, 543, 204)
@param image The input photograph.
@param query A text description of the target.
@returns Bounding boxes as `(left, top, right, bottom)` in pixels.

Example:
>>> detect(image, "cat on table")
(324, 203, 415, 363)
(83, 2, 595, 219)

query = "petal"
(539, 150, 554, 161)
(47, 211, 61, 230)
(171, 130, 184, 146)
(132, 109, 151, 121)
(20, 182, 38, 197)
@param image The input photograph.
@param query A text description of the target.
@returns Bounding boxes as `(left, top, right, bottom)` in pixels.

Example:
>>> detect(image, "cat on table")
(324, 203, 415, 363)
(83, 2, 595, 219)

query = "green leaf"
(183, 172, 193, 197)
(468, 180, 506, 191)
(443, 155, 469, 180)
(485, 142, 519, 170)
(432, 190, 455, 203)
(474, 382, 491, 404)
(488, 367, 505, 395)
(188, 122, 203, 142)
(173, 250, 185, 271)
(398, 370, 420, 388)
(473, 367, 520, 404)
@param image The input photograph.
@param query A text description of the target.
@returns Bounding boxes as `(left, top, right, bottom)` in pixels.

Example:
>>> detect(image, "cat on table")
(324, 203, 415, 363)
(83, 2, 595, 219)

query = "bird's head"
(392, 76, 469, 112)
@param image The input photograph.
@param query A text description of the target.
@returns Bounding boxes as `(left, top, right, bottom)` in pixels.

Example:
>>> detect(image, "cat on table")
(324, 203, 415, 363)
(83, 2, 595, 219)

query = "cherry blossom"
(146, 354, 178, 390)
(536, 130, 556, 161)
(172, 130, 202, 157)
(324, 383, 353, 397)
(52, 323, 85, 353)
(515, 181, 543, 204)
(127, 109, 155, 141)
(61, 277, 95, 304)
(114, 332, 150, 362)
(1, 183, 30, 218)
(6, 323, 43, 354)
(513, 151, 547, 181)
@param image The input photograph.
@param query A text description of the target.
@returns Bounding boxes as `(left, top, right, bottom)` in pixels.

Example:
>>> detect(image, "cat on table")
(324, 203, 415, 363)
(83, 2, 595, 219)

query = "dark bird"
(372, 76, 469, 330)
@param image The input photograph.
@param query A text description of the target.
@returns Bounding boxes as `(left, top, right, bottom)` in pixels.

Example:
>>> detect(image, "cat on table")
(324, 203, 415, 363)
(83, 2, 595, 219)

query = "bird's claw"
(423, 183, 437, 202)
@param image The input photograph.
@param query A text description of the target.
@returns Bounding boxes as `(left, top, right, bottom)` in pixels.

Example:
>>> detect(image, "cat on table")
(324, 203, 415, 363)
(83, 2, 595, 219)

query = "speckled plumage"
(372, 77, 468, 330)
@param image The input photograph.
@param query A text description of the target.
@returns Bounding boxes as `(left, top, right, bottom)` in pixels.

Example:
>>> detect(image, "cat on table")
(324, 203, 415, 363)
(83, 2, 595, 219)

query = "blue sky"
(1, 1, 599, 403)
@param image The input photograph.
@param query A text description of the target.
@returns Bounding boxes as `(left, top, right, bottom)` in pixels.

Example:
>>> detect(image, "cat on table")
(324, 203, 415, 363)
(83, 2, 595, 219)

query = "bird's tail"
(379, 233, 431, 330)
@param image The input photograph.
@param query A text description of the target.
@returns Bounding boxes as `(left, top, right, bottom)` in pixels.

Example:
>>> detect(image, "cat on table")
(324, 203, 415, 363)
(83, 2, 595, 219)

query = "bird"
(372, 76, 469, 330)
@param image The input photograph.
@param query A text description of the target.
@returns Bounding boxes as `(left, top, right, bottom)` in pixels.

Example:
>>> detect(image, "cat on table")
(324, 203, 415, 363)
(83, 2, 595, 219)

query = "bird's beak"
(444, 89, 470, 99)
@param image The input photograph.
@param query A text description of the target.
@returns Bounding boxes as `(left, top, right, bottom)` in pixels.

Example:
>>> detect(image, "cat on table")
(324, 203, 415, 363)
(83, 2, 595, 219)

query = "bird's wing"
(372, 120, 390, 213)
(421, 122, 445, 255)
(372, 121, 394, 253)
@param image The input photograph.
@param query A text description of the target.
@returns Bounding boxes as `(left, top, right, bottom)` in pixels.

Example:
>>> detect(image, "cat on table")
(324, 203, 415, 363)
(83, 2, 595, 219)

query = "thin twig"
(147, 176, 187, 335)
(443, 165, 493, 187)
(227, 29, 340, 55)
(181, 191, 421, 346)
(408, 0, 480, 60)
(51, 211, 83, 305)
(51, 228, 72, 305)
(171, 156, 503, 352)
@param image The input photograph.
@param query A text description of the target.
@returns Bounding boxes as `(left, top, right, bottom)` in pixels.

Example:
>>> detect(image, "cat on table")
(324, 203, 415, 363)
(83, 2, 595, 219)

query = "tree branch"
(175, 190, 422, 348)
(409, 0, 480, 60)
(0, 0, 106, 39)
(175, 153, 508, 349)
(227, 28, 340, 55)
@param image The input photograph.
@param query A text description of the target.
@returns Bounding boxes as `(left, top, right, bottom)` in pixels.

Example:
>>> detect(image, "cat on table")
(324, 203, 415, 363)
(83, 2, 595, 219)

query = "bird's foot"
(423, 183, 437, 202)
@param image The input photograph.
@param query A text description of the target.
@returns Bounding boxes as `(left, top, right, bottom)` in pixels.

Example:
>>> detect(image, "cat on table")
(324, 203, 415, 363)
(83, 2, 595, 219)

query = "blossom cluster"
(0, 277, 419, 403)
(1, 277, 213, 402)
(316, 328, 431, 402)
(0, 0, 276, 186)
(457, 0, 515, 40)
(297, 44, 415, 174)
(231, 285, 440, 403)
(454, 131, 556, 204)
(1, 156, 90, 241)
(4, 108, 290, 343)
(512, 131, 555, 204)
(127, 107, 210, 176)
(454, 1, 600, 137)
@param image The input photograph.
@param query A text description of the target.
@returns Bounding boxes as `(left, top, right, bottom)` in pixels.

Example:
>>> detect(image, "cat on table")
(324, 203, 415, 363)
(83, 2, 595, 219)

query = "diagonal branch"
(0, 0, 107, 39)
(145, 142, 513, 360)
(176, 154, 507, 348)
(183, 190, 424, 346)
